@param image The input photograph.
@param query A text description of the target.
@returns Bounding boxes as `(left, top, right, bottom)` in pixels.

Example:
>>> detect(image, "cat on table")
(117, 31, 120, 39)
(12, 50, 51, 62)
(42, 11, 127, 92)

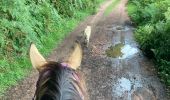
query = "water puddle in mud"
(112, 25, 130, 32)
(106, 43, 138, 59)
(106, 43, 124, 58)
(112, 77, 143, 99)
(116, 26, 125, 31)
(115, 77, 131, 97)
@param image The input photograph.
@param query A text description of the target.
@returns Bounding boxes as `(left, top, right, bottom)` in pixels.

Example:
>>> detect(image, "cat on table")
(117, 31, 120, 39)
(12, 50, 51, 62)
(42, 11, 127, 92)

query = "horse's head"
(29, 42, 87, 100)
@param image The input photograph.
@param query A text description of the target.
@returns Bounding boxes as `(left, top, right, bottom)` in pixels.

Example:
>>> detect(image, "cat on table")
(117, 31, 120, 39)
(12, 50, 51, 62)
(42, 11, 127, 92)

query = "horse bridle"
(32, 62, 84, 100)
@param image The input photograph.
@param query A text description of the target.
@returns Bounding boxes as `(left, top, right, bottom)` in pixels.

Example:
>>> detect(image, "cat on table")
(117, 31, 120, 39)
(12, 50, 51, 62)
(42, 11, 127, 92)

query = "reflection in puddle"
(112, 77, 143, 99)
(106, 43, 124, 58)
(116, 26, 125, 31)
(106, 43, 138, 59)
(112, 25, 130, 32)
(121, 44, 138, 59)
(115, 77, 131, 97)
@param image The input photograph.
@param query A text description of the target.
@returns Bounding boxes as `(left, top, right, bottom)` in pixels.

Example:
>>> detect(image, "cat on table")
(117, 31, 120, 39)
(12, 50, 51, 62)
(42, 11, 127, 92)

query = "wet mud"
(1, 0, 169, 100)
(81, 0, 169, 100)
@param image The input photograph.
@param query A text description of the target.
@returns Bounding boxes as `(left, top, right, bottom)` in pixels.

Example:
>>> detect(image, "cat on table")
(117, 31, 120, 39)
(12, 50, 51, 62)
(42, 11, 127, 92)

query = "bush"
(128, 0, 170, 86)
(0, 0, 104, 95)
(0, 0, 101, 56)
(134, 24, 154, 57)
(157, 60, 170, 85)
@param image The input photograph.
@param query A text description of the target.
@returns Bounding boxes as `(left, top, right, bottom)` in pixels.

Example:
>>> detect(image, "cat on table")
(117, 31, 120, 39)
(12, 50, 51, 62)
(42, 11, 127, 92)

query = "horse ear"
(67, 42, 82, 70)
(29, 43, 47, 71)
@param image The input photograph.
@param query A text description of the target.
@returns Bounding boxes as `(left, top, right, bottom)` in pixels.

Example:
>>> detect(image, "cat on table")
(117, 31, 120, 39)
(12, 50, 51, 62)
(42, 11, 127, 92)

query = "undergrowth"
(0, 0, 104, 96)
(127, 0, 170, 87)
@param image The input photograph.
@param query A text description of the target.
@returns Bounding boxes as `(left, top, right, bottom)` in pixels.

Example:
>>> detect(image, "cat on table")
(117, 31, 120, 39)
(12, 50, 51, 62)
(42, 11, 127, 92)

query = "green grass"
(0, 0, 106, 96)
(104, 0, 120, 16)
(127, 3, 137, 15)
(0, 10, 90, 96)
(0, 57, 31, 96)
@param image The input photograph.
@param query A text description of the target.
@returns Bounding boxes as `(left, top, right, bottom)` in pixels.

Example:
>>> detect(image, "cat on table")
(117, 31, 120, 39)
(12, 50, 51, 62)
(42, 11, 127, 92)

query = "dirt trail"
(82, 0, 169, 99)
(1, 0, 169, 100)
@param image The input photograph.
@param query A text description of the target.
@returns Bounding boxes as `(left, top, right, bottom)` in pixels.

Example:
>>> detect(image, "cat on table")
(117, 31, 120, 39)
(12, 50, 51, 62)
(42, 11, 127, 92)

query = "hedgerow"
(0, 0, 103, 95)
(127, 0, 170, 86)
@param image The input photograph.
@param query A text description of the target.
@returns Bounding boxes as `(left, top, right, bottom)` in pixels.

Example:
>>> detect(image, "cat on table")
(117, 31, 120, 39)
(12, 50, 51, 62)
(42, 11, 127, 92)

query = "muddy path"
(1, 0, 169, 100)
(82, 0, 169, 99)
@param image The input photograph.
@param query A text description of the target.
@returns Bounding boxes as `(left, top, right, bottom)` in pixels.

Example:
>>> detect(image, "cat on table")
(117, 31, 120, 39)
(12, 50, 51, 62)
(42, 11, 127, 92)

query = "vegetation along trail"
(1, 0, 169, 99)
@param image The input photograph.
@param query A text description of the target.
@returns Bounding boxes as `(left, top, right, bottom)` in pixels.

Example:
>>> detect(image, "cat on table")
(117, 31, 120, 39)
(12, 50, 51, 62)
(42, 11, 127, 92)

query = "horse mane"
(34, 62, 83, 100)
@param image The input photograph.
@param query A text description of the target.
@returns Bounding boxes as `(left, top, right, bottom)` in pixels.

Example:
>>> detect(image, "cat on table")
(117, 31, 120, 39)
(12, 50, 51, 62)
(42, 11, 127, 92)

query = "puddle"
(112, 25, 130, 32)
(121, 44, 138, 59)
(116, 26, 125, 31)
(106, 43, 124, 58)
(114, 77, 131, 97)
(112, 77, 143, 99)
(106, 43, 138, 59)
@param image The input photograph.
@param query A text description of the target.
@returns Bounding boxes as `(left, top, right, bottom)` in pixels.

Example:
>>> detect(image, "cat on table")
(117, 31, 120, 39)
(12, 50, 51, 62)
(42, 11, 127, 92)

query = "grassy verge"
(0, 6, 100, 97)
(104, 0, 120, 16)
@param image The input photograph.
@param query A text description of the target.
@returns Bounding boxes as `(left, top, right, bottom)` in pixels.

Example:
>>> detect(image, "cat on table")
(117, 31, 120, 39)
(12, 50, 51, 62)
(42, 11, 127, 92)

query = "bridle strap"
(61, 62, 70, 68)
(32, 62, 84, 100)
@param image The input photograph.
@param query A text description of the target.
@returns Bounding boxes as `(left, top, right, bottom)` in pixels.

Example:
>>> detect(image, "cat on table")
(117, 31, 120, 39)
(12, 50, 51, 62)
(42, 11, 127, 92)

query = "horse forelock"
(34, 62, 84, 100)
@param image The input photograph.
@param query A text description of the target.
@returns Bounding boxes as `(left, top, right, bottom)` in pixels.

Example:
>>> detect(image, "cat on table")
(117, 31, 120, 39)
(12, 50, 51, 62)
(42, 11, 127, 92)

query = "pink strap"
(61, 63, 69, 68)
